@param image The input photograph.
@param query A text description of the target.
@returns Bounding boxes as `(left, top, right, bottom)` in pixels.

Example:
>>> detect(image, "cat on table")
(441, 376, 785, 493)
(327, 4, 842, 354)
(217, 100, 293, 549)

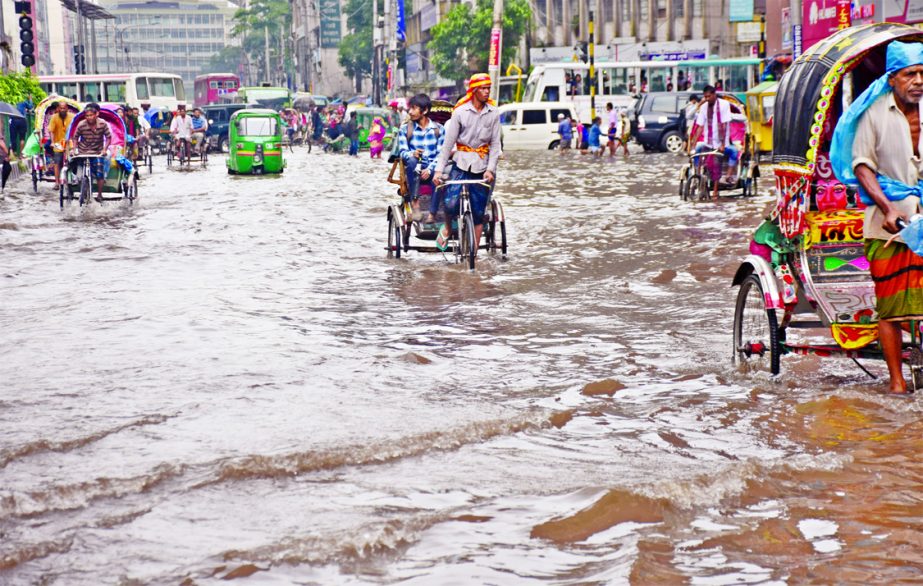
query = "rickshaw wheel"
(79, 176, 91, 207)
(31, 170, 38, 192)
(678, 165, 690, 199)
(684, 175, 699, 202)
(910, 347, 923, 392)
(733, 274, 781, 375)
(58, 183, 64, 209)
(461, 213, 476, 270)
(387, 214, 402, 259)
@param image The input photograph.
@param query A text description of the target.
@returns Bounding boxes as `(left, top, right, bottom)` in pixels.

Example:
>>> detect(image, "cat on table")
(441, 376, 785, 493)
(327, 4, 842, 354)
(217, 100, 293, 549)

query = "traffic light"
(73, 44, 85, 74)
(578, 41, 588, 63)
(14, 1, 34, 68)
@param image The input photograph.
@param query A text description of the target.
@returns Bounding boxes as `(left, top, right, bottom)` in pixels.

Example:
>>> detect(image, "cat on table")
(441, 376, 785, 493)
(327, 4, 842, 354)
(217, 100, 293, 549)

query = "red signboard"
(836, 0, 851, 29)
(489, 27, 501, 68)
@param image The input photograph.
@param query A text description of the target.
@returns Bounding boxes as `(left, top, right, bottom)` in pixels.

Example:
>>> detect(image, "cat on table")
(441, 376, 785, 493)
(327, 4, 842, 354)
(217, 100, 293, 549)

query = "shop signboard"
(319, 0, 341, 48)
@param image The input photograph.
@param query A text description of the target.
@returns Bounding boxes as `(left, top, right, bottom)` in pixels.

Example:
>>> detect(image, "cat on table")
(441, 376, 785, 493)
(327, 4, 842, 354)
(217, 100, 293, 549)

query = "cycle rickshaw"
(60, 106, 138, 208)
(383, 100, 507, 269)
(30, 95, 80, 192)
(732, 23, 923, 390)
(679, 93, 759, 200)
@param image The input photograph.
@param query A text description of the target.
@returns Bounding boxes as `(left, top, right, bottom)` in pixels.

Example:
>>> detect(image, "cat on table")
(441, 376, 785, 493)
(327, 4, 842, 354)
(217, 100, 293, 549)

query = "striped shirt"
(399, 119, 445, 173)
(73, 119, 111, 156)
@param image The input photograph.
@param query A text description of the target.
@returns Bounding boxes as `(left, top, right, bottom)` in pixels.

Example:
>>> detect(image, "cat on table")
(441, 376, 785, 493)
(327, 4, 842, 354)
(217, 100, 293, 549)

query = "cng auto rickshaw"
(732, 22, 923, 389)
(354, 107, 400, 150)
(746, 80, 778, 158)
(227, 108, 285, 175)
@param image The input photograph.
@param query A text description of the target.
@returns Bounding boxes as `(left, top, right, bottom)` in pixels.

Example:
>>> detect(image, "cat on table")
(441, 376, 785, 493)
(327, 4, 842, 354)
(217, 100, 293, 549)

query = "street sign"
(319, 0, 341, 48)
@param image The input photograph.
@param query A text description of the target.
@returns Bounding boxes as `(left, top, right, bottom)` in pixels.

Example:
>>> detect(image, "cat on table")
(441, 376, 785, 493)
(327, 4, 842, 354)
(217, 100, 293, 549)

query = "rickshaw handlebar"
(688, 149, 725, 159)
(435, 179, 493, 189)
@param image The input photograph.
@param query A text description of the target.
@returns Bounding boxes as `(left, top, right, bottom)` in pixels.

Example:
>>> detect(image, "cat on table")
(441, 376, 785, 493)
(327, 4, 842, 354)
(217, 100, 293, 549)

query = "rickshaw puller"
(48, 101, 74, 187)
(433, 73, 502, 252)
(688, 85, 739, 200)
(170, 105, 194, 158)
(69, 103, 112, 201)
(831, 40, 923, 395)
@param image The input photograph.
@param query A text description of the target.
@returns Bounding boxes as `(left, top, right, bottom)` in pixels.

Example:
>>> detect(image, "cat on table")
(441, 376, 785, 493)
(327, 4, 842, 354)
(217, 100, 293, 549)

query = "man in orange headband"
(433, 73, 502, 251)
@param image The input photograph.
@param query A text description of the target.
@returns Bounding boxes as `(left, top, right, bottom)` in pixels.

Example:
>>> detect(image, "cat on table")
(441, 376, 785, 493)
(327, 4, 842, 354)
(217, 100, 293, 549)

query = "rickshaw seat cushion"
(417, 183, 433, 196)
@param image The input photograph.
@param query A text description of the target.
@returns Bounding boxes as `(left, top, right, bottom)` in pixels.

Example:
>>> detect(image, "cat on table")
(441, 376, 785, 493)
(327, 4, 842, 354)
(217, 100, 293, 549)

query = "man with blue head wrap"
(830, 40, 923, 394)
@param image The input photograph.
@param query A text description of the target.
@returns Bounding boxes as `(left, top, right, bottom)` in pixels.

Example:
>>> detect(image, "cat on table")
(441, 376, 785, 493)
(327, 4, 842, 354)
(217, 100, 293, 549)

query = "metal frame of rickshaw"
(59, 107, 138, 208)
(731, 23, 923, 389)
(679, 92, 760, 201)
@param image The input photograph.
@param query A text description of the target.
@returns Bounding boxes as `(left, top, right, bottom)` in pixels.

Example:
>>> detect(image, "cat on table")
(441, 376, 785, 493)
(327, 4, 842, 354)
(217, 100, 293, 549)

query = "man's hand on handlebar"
(484, 171, 495, 184)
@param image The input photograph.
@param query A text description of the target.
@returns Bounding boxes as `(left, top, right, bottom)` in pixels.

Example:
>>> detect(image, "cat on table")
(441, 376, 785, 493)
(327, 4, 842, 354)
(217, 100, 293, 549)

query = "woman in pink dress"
(367, 116, 386, 159)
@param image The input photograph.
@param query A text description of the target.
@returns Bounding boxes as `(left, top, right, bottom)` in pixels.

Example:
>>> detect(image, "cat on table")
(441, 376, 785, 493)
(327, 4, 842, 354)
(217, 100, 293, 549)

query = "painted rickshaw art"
(732, 23, 923, 389)
(60, 106, 138, 208)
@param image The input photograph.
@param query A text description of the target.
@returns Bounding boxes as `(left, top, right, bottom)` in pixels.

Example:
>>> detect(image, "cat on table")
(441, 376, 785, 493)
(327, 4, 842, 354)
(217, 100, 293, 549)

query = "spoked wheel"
(909, 347, 923, 393)
(387, 214, 402, 259)
(459, 213, 476, 270)
(124, 174, 138, 204)
(683, 175, 699, 202)
(698, 176, 711, 201)
(733, 274, 781, 375)
(678, 165, 690, 199)
(78, 175, 91, 207)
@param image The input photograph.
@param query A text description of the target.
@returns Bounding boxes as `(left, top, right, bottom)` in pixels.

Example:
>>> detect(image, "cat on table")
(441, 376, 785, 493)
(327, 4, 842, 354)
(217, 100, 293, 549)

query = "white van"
(498, 101, 579, 150)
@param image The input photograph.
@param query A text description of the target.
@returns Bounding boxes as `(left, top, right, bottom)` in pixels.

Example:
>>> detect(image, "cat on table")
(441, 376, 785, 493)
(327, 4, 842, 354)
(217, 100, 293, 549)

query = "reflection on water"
(1, 149, 921, 584)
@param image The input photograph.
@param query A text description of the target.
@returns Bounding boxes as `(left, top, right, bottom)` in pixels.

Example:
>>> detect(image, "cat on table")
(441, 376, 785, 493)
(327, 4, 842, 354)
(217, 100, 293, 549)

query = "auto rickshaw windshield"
(237, 117, 279, 136)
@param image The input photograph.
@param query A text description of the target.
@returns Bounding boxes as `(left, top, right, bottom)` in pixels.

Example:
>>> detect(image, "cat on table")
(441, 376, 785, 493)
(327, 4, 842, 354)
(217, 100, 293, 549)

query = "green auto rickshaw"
(227, 108, 285, 175)
(355, 107, 400, 150)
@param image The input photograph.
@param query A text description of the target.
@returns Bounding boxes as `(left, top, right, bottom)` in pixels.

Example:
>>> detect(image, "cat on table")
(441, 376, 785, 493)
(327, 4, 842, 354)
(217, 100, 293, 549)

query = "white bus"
(525, 58, 762, 121)
(37, 72, 186, 110)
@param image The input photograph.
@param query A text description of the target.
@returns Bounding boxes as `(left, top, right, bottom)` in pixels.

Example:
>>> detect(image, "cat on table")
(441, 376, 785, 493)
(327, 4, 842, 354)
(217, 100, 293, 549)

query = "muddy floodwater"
(2, 148, 922, 585)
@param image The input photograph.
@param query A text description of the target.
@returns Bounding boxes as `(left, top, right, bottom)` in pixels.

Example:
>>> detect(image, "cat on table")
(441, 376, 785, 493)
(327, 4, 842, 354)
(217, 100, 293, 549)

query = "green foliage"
(337, 0, 412, 88)
(429, 0, 531, 81)
(230, 0, 292, 83)
(0, 71, 46, 105)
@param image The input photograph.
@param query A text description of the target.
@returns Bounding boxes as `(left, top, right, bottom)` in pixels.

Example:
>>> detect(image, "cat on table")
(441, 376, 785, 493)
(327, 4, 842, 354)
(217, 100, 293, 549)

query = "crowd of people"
(555, 103, 632, 158)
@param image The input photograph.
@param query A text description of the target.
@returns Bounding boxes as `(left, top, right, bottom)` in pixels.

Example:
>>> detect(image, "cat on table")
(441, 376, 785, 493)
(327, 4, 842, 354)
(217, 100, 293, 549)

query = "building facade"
(292, 0, 355, 97)
(94, 0, 237, 87)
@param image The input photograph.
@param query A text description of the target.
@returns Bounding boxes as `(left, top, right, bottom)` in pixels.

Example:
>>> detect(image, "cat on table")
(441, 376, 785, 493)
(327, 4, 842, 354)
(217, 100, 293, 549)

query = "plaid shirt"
(398, 120, 445, 173)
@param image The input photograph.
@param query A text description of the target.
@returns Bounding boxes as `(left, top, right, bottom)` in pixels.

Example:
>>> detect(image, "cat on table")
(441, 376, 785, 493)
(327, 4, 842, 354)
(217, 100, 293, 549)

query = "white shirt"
(170, 114, 193, 139)
(694, 98, 733, 149)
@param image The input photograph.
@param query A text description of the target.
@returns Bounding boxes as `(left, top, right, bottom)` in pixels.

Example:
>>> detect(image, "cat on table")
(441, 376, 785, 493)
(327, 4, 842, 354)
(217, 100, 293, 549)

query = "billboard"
(319, 0, 341, 49)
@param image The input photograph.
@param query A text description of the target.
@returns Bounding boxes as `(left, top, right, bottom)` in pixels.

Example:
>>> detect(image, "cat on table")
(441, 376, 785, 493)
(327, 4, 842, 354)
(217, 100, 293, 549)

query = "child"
(587, 116, 602, 157)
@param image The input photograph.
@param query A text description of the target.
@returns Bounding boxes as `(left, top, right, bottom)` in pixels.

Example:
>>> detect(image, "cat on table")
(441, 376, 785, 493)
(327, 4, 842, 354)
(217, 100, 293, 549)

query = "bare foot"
(889, 381, 910, 395)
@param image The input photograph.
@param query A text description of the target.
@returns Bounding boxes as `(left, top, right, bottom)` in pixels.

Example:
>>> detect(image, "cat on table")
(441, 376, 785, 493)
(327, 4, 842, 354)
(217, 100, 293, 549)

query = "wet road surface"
(2, 148, 922, 584)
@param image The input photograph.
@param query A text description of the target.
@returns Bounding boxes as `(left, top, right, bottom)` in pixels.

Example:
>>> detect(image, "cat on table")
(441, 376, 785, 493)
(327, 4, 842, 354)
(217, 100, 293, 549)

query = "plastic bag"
(22, 132, 42, 157)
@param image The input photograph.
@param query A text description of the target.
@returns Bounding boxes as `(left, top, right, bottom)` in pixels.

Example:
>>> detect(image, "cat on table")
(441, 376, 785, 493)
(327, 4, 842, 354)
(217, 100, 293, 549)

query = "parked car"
(498, 101, 578, 150)
(631, 91, 696, 153)
(202, 103, 248, 152)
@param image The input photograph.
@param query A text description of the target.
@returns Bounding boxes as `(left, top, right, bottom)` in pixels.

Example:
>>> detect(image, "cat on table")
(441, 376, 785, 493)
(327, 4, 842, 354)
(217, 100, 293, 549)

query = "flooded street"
(2, 148, 922, 584)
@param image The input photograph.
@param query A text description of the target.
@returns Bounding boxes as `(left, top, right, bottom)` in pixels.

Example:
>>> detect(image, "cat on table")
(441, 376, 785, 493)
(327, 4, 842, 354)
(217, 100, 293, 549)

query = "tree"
(230, 0, 292, 85)
(429, 0, 531, 83)
(337, 0, 411, 93)
(0, 71, 46, 105)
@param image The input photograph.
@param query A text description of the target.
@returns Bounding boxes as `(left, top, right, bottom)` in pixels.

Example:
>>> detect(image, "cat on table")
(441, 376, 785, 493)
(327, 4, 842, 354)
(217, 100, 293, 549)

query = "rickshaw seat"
(417, 183, 433, 196)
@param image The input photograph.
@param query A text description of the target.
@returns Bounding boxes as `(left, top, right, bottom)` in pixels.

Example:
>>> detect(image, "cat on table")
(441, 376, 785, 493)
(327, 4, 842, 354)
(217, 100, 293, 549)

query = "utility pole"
(264, 26, 270, 84)
(589, 9, 595, 118)
(372, 0, 380, 104)
(488, 0, 503, 102)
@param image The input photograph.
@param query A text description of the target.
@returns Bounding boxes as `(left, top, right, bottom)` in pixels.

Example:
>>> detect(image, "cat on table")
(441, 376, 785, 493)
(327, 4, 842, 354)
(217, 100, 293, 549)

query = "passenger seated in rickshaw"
(399, 93, 445, 223)
(69, 103, 112, 201)
(190, 107, 208, 151)
(687, 85, 740, 199)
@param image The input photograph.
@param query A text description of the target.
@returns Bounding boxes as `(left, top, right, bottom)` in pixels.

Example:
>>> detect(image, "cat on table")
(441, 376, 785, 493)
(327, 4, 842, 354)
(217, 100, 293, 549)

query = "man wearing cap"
(831, 40, 923, 394)
(556, 112, 572, 155)
(434, 73, 502, 251)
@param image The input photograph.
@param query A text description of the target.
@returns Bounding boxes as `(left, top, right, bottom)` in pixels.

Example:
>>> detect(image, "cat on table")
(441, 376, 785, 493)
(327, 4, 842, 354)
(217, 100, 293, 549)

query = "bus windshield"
(240, 88, 290, 110)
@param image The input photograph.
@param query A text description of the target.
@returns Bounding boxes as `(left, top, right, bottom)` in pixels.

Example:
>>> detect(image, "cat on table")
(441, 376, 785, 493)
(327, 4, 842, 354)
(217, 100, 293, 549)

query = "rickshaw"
(678, 93, 759, 200)
(60, 106, 138, 208)
(746, 80, 778, 158)
(384, 100, 508, 269)
(731, 23, 923, 389)
(226, 109, 285, 175)
(30, 95, 80, 192)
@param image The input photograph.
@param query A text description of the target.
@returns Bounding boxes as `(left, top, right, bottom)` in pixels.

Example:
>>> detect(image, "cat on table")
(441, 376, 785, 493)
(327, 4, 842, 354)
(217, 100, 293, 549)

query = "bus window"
(150, 78, 176, 98)
(602, 68, 629, 95)
(542, 85, 559, 102)
(209, 81, 219, 89)
(82, 81, 101, 102)
(647, 69, 668, 93)
(136, 78, 150, 100)
(58, 82, 78, 100)
(723, 65, 750, 93)
(103, 81, 126, 103)
(175, 79, 185, 101)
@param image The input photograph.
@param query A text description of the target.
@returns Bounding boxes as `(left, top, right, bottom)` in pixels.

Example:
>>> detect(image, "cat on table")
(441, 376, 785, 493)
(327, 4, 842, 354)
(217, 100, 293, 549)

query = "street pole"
(589, 10, 595, 119)
(372, 0, 379, 104)
(488, 0, 503, 103)
(74, 0, 84, 74)
(383, 0, 390, 99)
(264, 26, 270, 84)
